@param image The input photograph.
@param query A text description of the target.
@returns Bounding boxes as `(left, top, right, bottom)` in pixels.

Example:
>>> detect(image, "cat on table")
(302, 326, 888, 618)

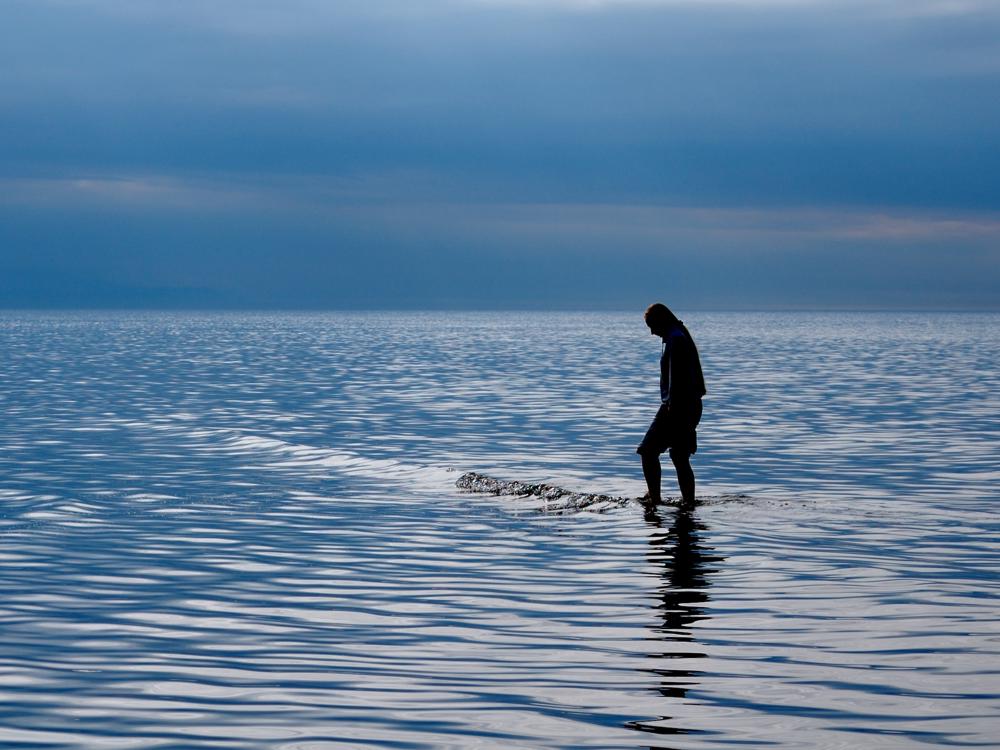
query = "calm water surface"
(0, 311, 997, 749)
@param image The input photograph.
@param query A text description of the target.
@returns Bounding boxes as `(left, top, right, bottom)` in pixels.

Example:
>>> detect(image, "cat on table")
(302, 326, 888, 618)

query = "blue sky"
(2, 0, 998, 309)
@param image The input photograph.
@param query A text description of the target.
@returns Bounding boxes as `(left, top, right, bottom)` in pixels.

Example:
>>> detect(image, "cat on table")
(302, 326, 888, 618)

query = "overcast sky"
(2, 0, 998, 309)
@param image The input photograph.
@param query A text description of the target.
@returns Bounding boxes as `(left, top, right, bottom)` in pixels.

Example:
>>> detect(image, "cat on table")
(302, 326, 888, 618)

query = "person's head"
(644, 302, 678, 338)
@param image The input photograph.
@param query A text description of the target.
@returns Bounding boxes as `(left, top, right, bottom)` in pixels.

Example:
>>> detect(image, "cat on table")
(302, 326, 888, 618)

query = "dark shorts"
(636, 399, 702, 457)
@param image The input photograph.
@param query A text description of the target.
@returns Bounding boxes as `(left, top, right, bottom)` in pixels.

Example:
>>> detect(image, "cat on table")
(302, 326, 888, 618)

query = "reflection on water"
(0, 311, 998, 748)
(629, 503, 724, 742)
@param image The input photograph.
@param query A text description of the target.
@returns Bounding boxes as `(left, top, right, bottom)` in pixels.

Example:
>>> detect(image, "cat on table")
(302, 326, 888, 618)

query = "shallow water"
(0, 311, 997, 748)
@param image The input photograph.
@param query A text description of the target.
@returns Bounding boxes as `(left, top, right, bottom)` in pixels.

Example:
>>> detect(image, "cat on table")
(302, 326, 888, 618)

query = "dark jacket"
(660, 323, 706, 405)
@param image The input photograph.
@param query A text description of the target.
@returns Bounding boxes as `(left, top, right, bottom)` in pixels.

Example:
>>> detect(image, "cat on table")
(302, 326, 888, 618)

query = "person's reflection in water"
(627, 500, 724, 745)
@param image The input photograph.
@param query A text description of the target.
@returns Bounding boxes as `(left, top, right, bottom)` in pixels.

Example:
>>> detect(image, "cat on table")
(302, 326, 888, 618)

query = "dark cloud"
(1, 0, 999, 308)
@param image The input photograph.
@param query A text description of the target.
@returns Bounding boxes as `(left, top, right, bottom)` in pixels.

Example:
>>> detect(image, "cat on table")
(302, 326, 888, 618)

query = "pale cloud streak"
(7, 171, 1000, 246)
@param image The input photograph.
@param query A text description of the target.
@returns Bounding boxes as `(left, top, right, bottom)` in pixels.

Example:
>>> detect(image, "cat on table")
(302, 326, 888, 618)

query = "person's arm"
(661, 338, 672, 407)
(666, 343, 673, 407)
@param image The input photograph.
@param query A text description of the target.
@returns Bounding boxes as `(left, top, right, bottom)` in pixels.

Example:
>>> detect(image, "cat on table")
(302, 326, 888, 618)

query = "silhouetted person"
(637, 303, 705, 506)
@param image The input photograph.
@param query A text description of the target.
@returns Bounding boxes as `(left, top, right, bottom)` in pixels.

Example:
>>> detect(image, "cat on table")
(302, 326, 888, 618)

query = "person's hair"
(644, 302, 678, 326)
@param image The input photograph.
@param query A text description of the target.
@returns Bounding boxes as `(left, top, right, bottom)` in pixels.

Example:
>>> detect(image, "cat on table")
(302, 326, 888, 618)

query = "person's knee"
(668, 448, 691, 465)
(637, 445, 657, 459)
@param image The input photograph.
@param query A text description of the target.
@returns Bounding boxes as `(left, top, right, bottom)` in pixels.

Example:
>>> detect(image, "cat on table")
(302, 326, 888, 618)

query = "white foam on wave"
(155, 422, 459, 493)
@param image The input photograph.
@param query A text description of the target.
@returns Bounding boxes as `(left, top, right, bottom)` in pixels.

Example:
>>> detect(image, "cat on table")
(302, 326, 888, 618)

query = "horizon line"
(2, 306, 998, 314)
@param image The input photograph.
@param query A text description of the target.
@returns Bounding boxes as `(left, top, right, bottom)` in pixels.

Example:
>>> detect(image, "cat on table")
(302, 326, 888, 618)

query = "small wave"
(456, 471, 637, 513)
(455, 471, 752, 513)
(139, 423, 759, 513)
(152, 422, 459, 492)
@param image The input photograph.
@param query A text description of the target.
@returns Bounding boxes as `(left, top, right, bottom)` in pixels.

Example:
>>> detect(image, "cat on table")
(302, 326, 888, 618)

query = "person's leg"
(669, 448, 695, 504)
(640, 451, 662, 504)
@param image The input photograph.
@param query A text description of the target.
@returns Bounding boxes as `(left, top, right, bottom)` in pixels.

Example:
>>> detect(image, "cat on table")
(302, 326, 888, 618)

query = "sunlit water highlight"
(0, 311, 997, 748)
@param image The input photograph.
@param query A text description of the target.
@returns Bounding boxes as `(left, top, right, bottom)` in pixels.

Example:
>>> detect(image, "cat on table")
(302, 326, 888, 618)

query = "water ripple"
(0, 311, 997, 748)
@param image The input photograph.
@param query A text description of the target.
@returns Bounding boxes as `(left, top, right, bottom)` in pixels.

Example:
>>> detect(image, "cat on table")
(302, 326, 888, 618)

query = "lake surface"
(0, 311, 998, 749)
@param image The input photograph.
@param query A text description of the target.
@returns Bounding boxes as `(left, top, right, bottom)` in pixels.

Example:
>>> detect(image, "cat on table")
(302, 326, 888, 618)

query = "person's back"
(660, 321, 706, 407)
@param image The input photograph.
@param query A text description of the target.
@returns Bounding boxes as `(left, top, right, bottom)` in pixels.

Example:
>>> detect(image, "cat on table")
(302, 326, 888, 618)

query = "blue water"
(0, 311, 997, 749)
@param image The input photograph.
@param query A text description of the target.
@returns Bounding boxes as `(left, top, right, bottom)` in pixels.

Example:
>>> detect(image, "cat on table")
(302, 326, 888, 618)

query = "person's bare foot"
(639, 493, 664, 522)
